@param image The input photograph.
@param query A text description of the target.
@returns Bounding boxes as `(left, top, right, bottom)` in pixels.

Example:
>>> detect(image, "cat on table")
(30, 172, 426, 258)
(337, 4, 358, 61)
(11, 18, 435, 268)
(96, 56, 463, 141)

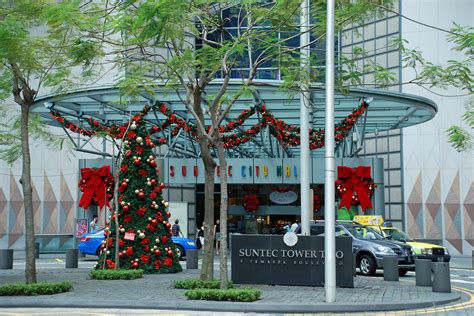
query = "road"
(2, 256, 473, 316)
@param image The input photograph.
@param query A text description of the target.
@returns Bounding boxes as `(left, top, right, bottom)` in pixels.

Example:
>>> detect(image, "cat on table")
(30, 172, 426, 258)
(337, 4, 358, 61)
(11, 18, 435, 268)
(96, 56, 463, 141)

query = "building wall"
(401, 0, 473, 256)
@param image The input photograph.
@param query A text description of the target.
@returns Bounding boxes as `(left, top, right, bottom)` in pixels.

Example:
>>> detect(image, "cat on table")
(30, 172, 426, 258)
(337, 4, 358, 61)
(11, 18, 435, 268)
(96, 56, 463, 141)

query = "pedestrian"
(214, 219, 221, 255)
(90, 215, 99, 233)
(196, 223, 204, 249)
(172, 219, 183, 237)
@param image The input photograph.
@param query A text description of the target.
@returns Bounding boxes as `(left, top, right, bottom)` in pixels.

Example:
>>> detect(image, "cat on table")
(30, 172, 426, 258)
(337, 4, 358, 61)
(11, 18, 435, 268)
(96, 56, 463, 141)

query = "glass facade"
(339, 1, 404, 229)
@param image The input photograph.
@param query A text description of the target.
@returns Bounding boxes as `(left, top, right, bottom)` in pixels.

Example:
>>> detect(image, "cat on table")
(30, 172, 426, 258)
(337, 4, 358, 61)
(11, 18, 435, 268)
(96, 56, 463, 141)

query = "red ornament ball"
(151, 219, 157, 225)
(138, 191, 145, 199)
(154, 249, 161, 256)
(167, 250, 173, 257)
(133, 158, 141, 166)
(132, 262, 139, 268)
(122, 205, 130, 212)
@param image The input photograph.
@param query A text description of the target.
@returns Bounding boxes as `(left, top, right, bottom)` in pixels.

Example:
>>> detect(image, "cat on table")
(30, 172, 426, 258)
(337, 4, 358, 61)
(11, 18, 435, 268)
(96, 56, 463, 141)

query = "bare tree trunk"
(20, 104, 36, 284)
(189, 89, 216, 281)
(216, 141, 228, 289)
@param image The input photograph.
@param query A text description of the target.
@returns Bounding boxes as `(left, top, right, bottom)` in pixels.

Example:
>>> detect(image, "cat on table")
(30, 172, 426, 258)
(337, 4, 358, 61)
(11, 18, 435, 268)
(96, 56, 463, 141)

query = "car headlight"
(187, 241, 196, 246)
(374, 246, 394, 254)
(421, 248, 433, 255)
(444, 248, 449, 255)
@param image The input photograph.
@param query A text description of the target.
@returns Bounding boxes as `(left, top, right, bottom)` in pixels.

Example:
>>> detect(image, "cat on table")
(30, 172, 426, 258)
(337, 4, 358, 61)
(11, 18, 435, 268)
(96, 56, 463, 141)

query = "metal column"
(300, 0, 311, 236)
(324, 0, 336, 303)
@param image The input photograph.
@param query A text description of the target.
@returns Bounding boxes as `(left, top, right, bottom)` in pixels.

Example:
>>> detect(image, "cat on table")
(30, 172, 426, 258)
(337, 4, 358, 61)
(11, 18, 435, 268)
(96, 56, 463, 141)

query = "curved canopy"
(32, 80, 437, 158)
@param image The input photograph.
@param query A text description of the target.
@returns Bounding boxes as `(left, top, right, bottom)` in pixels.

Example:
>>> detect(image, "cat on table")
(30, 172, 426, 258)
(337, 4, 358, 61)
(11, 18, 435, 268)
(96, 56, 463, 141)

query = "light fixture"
(364, 97, 374, 104)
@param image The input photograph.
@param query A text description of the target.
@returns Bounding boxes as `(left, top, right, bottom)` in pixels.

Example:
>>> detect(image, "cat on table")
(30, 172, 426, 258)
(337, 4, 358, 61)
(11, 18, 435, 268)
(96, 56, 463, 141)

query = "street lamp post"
(324, 0, 336, 303)
(300, 0, 311, 236)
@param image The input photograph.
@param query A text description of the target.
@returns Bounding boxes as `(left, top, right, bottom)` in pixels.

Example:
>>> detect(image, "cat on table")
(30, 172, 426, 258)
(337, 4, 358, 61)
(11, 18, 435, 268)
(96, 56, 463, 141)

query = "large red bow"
(243, 194, 259, 213)
(79, 166, 114, 209)
(337, 166, 373, 211)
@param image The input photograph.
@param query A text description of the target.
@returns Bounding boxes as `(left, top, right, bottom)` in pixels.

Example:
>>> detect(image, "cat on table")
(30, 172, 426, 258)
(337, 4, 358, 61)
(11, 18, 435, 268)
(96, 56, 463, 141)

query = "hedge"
(0, 281, 73, 296)
(185, 288, 261, 302)
(173, 278, 233, 289)
(90, 269, 144, 280)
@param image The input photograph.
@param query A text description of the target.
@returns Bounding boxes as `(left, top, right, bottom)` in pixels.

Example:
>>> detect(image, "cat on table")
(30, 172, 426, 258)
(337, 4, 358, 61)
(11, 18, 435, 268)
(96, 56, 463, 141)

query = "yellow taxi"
(353, 216, 450, 262)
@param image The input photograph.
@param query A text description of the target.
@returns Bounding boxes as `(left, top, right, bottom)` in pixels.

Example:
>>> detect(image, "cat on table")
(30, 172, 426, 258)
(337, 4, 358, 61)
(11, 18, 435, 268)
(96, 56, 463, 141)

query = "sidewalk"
(0, 258, 464, 313)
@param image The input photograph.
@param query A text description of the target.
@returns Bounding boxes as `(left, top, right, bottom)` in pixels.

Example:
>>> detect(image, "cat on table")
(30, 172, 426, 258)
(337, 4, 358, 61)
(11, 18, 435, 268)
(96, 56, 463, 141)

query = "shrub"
(185, 288, 261, 302)
(173, 278, 233, 289)
(0, 281, 73, 296)
(90, 269, 144, 280)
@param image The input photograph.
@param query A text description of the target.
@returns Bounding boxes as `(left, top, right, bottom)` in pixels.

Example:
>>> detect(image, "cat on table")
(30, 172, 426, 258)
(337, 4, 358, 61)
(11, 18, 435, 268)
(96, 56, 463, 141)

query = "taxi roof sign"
(353, 215, 384, 226)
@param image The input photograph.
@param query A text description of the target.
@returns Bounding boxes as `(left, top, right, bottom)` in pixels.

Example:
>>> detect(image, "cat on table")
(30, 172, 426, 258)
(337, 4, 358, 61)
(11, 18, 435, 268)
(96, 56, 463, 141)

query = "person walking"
(172, 219, 183, 237)
(214, 219, 221, 255)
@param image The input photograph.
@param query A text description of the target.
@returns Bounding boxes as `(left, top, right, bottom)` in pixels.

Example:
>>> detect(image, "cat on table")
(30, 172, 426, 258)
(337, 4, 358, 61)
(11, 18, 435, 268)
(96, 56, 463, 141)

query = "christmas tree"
(96, 108, 182, 273)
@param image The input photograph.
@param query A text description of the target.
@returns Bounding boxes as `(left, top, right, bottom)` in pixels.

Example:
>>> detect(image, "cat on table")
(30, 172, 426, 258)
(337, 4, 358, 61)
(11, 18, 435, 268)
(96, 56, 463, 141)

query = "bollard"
(35, 242, 40, 259)
(383, 255, 399, 281)
(432, 262, 451, 293)
(186, 249, 198, 269)
(66, 248, 78, 269)
(0, 249, 13, 269)
(415, 259, 432, 286)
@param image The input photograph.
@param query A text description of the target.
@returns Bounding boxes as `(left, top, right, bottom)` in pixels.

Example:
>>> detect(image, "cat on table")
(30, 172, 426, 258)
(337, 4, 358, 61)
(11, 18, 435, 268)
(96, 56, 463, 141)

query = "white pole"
(300, 0, 311, 236)
(324, 0, 336, 303)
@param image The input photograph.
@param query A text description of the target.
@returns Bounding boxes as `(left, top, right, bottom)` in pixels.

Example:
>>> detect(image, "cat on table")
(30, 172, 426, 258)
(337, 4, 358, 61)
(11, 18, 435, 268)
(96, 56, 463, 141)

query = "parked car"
(307, 221, 416, 276)
(353, 215, 450, 262)
(79, 230, 197, 259)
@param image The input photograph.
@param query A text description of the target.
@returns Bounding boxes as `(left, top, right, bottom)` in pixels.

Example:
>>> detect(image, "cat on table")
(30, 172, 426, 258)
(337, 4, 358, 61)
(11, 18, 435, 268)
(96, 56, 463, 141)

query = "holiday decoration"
(243, 194, 259, 213)
(335, 166, 376, 212)
(78, 166, 114, 209)
(313, 195, 322, 212)
(50, 100, 369, 151)
(56, 106, 181, 274)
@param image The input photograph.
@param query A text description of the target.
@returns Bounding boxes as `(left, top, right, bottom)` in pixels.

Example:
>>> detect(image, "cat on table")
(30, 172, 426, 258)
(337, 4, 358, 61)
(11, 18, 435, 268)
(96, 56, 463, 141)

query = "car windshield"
(345, 225, 384, 240)
(383, 228, 414, 242)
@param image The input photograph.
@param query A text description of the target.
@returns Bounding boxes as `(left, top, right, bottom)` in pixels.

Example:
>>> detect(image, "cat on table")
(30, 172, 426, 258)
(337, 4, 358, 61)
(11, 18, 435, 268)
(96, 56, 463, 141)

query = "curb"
(0, 291, 462, 313)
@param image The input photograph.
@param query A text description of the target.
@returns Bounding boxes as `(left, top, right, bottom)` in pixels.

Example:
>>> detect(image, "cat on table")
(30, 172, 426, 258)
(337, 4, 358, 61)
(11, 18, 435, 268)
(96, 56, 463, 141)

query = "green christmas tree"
(96, 108, 181, 273)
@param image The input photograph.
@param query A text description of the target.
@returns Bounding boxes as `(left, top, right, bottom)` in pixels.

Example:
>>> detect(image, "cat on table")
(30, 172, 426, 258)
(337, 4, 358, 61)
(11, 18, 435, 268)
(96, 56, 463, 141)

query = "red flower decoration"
(160, 236, 169, 245)
(119, 239, 125, 248)
(136, 146, 143, 155)
(140, 254, 150, 264)
(137, 207, 147, 217)
(127, 131, 136, 139)
(138, 169, 147, 177)
(140, 237, 150, 245)
(125, 246, 134, 256)
(154, 259, 162, 269)
(124, 215, 132, 223)
(120, 165, 129, 172)
(106, 259, 115, 269)
(146, 224, 156, 233)
(149, 192, 157, 200)
(143, 245, 150, 252)
(163, 257, 172, 267)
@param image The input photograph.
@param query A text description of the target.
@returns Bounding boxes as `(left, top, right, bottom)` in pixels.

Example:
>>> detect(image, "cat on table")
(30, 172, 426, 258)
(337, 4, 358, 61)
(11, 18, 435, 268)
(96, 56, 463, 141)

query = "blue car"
(79, 230, 197, 259)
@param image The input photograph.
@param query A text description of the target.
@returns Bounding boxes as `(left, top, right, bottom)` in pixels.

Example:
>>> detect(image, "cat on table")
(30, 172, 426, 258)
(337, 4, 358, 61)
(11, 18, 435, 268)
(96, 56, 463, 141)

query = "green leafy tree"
(0, 0, 102, 283)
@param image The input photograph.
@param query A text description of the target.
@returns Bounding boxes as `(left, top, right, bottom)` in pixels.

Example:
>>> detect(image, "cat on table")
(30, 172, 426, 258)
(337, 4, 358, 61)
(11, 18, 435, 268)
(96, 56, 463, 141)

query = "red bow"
(337, 166, 373, 211)
(243, 194, 259, 213)
(79, 166, 113, 209)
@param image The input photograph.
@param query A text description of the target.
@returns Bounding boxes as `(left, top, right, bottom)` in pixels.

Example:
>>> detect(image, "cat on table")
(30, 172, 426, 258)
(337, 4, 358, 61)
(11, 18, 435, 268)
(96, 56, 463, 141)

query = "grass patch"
(0, 281, 73, 296)
(173, 278, 234, 289)
(90, 269, 144, 280)
(185, 288, 261, 302)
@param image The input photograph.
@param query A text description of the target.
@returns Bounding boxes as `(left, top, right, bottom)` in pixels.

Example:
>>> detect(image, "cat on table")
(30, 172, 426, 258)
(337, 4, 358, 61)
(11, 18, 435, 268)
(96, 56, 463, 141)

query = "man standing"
(172, 219, 183, 237)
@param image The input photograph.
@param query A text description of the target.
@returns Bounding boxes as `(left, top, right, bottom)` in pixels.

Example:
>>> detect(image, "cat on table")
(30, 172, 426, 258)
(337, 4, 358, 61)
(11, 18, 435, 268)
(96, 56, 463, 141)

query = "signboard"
(353, 215, 384, 226)
(124, 232, 135, 241)
(269, 191, 298, 204)
(231, 235, 353, 287)
(75, 218, 88, 238)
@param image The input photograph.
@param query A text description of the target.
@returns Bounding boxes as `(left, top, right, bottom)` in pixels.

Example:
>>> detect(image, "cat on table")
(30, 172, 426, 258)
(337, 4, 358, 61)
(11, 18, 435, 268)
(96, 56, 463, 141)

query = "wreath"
(243, 194, 259, 213)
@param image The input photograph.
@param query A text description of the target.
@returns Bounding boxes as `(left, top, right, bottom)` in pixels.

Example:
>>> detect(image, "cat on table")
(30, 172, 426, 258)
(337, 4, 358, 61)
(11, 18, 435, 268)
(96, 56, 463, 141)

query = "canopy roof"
(32, 79, 437, 158)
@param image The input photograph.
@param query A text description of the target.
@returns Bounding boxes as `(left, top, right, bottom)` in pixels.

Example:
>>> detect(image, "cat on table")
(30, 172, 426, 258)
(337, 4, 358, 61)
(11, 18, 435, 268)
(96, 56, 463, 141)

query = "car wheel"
(358, 254, 376, 276)
(175, 245, 185, 260)
(399, 268, 409, 277)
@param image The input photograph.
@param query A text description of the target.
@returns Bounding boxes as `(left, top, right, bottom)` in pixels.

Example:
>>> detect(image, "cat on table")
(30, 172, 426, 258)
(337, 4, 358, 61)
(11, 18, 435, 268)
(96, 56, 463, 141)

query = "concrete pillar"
(415, 259, 432, 286)
(0, 249, 13, 269)
(66, 248, 78, 269)
(186, 249, 198, 269)
(383, 255, 399, 281)
(432, 262, 451, 293)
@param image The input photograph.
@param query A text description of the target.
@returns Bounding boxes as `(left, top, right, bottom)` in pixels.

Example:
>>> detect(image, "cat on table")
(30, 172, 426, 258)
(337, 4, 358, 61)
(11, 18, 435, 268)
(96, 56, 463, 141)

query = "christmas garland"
(50, 100, 368, 150)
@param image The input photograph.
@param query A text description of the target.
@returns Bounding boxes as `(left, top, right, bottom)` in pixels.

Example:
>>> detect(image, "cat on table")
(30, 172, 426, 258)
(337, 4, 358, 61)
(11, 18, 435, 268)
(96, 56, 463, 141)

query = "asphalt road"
(3, 256, 474, 316)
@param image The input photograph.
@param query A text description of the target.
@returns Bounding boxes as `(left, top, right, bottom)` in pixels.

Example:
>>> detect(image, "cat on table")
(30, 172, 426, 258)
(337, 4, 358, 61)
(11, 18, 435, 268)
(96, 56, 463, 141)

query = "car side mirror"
(385, 235, 392, 240)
